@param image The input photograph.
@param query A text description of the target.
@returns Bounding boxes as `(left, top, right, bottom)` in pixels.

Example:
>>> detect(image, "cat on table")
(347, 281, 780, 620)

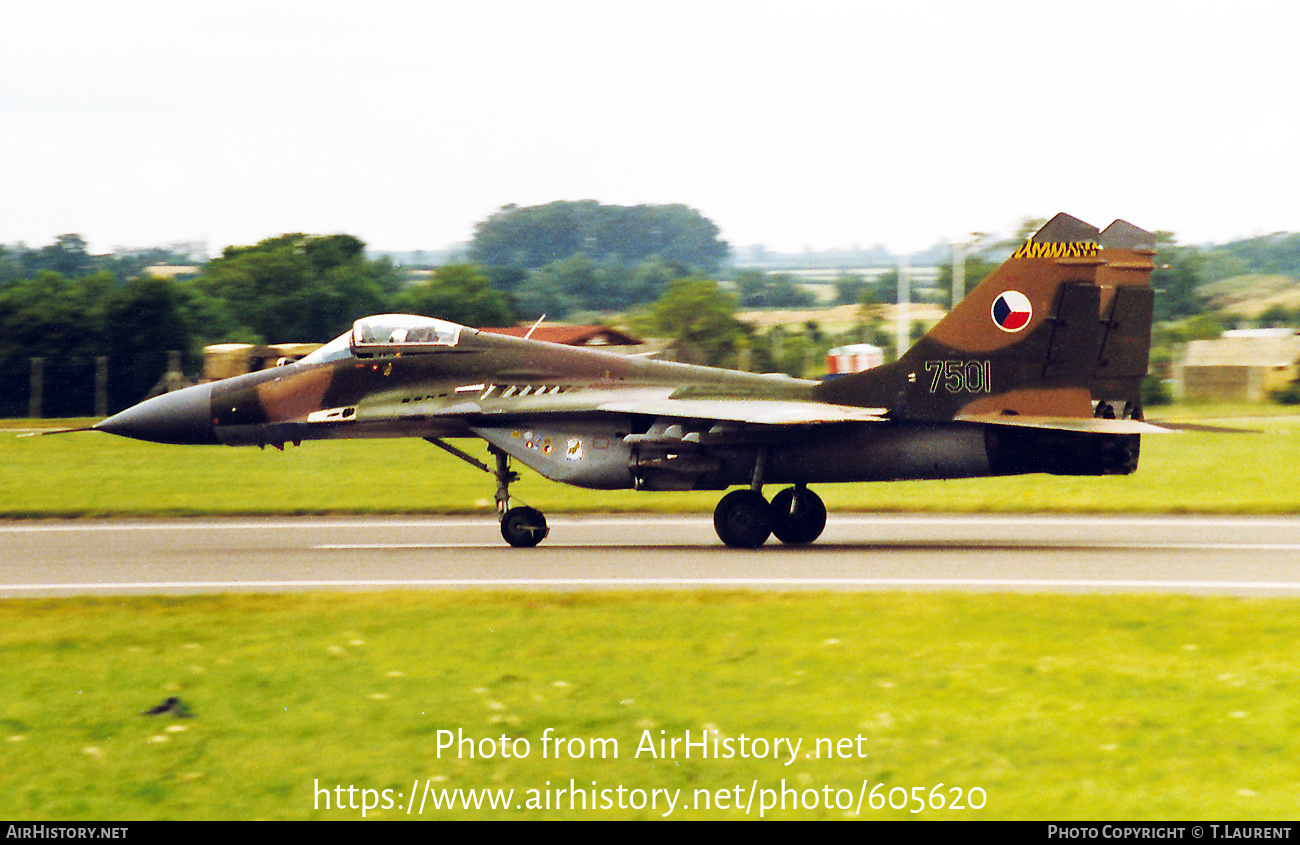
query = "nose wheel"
(500, 506, 549, 548)
(425, 437, 549, 547)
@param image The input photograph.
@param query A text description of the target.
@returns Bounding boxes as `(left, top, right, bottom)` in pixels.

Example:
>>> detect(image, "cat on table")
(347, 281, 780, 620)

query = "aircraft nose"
(95, 382, 218, 445)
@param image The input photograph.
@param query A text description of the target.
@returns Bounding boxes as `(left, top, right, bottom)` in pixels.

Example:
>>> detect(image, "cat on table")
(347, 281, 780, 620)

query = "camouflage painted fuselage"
(96, 213, 1159, 494)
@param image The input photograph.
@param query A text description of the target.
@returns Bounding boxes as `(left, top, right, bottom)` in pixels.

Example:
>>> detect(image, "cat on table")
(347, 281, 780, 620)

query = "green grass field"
(4, 591, 1300, 820)
(3, 411, 1298, 819)
(4, 411, 1299, 517)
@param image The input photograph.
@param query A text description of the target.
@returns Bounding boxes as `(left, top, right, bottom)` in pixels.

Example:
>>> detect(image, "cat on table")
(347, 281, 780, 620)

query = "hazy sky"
(3, 1, 1298, 256)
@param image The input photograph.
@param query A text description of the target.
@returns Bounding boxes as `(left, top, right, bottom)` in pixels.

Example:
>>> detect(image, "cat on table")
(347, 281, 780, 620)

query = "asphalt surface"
(3, 514, 1300, 597)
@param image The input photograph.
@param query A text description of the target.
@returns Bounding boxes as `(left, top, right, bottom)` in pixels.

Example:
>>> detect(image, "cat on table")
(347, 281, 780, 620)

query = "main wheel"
(713, 489, 773, 548)
(500, 506, 549, 547)
(770, 487, 827, 545)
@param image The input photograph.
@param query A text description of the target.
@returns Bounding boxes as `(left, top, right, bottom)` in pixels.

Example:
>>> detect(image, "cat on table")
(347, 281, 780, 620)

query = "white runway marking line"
(8, 578, 1300, 592)
(2, 515, 1299, 533)
(313, 541, 1300, 551)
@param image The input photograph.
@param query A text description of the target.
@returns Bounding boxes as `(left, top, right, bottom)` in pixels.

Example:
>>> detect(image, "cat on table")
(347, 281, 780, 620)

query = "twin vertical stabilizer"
(815, 213, 1156, 425)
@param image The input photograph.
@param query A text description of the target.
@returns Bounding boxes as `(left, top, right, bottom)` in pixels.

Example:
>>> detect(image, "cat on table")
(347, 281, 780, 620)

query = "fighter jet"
(90, 213, 1166, 547)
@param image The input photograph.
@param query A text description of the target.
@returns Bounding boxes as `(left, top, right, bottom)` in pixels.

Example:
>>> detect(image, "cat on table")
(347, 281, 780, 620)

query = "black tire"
(770, 487, 827, 545)
(500, 506, 549, 547)
(713, 489, 773, 548)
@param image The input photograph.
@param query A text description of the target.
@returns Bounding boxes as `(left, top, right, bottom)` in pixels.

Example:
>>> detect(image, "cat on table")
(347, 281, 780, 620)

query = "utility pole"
(28, 358, 44, 419)
(951, 232, 987, 309)
(895, 255, 910, 361)
(952, 242, 966, 309)
(95, 357, 109, 418)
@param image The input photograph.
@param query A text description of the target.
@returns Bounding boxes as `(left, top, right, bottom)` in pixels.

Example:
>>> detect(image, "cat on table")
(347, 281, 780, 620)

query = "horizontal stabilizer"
(956, 415, 1174, 434)
(1144, 420, 1262, 434)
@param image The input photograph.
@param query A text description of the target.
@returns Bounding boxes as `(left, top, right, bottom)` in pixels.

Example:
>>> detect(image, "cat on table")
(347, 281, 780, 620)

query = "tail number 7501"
(925, 360, 991, 394)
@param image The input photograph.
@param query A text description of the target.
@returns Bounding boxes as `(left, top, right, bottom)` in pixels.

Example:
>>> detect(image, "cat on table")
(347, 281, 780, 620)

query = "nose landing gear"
(425, 437, 549, 548)
(499, 505, 549, 548)
(490, 446, 549, 548)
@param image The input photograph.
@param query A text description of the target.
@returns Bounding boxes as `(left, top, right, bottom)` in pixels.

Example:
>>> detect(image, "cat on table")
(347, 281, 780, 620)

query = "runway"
(4, 513, 1300, 597)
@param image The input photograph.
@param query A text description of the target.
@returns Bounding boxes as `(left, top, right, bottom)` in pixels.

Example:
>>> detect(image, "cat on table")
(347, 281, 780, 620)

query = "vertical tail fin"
(815, 213, 1155, 422)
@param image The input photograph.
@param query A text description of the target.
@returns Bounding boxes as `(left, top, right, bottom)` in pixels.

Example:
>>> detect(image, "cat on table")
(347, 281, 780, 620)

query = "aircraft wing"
(594, 399, 1170, 432)
(593, 397, 888, 425)
(403, 388, 1164, 432)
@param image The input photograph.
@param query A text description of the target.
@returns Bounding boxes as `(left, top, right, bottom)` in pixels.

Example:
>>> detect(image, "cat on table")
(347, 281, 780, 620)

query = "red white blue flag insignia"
(991, 291, 1032, 332)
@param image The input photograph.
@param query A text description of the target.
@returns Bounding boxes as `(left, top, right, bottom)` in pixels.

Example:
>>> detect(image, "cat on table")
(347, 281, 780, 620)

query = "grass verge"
(3, 414, 1299, 517)
(3, 591, 1299, 820)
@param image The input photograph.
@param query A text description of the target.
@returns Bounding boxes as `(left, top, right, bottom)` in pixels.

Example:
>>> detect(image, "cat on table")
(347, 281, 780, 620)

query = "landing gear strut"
(425, 438, 549, 547)
(491, 447, 548, 548)
(712, 485, 826, 548)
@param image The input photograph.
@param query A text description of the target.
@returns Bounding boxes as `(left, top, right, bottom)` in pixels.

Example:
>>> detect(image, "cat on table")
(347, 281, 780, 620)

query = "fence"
(2, 351, 182, 419)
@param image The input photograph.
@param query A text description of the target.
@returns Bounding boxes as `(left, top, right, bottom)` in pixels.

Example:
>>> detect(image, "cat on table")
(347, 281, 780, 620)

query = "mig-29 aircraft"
(88, 213, 1166, 548)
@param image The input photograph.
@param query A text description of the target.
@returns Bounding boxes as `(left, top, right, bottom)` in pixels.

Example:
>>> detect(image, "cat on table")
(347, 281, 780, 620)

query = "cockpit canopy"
(297, 315, 466, 366)
(351, 314, 463, 353)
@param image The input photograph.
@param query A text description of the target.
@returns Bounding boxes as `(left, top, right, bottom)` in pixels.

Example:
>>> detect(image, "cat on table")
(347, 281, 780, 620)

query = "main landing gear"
(713, 484, 826, 548)
(425, 438, 549, 548)
(426, 437, 823, 549)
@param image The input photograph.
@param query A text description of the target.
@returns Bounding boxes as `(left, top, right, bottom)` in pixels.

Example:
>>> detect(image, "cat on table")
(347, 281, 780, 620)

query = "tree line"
(0, 233, 514, 416)
(0, 202, 734, 415)
(4, 205, 1298, 416)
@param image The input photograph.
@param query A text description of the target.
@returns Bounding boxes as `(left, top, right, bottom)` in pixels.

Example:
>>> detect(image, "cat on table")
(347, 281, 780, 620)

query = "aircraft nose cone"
(95, 382, 218, 445)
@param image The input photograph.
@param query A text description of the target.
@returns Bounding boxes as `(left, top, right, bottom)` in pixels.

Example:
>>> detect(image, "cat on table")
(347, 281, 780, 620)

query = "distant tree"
(175, 282, 259, 347)
(837, 271, 904, 308)
(0, 267, 199, 413)
(96, 245, 204, 283)
(470, 201, 728, 272)
(874, 269, 899, 304)
(732, 270, 815, 308)
(629, 255, 691, 302)
(1199, 250, 1250, 283)
(0, 247, 19, 286)
(1151, 237, 1209, 321)
(1211, 232, 1300, 278)
(0, 271, 115, 416)
(934, 256, 997, 303)
(1007, 217, 1049, 248)
(197, 233, 394, 342)
(834, 273, 870, 306)
(511, 254, 591, 319)
(509, 252, 693, 319)
(635, 277, 746, 367)
(303, 233, 365, 272)
(1257, 304, 1295, 328)
(38, 234, 95, 278)
(481, 265, 529, 295)
(395, 264, 515, 327)
(102, 275, 194, 410)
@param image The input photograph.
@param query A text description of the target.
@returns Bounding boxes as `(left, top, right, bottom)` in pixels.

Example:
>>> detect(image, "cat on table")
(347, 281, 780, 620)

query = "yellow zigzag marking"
(1012, 240, 1099, 259)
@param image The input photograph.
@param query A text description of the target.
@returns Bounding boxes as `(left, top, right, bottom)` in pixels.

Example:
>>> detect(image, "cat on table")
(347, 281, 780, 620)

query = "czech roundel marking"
(991, 291, 1032, 332)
